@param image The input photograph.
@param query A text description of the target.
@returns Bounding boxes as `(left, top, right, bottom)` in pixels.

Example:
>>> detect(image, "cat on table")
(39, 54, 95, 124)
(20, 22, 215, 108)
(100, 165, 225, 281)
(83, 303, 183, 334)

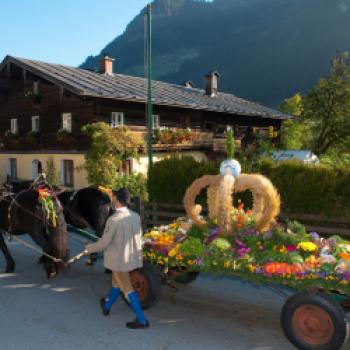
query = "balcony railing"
(128, 127, 242, 152)
(0, 126, 242, 153)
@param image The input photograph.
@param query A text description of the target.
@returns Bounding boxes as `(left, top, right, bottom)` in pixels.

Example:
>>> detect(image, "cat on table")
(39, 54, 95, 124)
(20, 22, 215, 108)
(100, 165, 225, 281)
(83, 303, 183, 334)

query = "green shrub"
(147, 156, 221, 204)
(258, 160, 350, 216)
(45, 157, 60, 187)
(148, 156, 350, 216)
(113, 174, 148, 202)
(81, 123, 144, 187)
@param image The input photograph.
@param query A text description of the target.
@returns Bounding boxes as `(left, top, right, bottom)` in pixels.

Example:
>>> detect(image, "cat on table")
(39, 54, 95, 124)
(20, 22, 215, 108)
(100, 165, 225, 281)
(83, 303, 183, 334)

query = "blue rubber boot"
(100, 287, 120, 315)
(126, 291, 150, 329)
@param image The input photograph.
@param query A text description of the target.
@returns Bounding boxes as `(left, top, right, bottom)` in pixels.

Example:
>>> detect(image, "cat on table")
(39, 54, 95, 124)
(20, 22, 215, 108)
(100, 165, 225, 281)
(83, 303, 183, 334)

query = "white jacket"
(86, 209, 143, 272)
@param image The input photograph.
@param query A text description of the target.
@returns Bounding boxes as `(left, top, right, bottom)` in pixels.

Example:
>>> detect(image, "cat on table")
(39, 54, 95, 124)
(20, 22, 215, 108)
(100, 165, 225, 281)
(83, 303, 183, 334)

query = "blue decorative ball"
(220, 159, 241, 177)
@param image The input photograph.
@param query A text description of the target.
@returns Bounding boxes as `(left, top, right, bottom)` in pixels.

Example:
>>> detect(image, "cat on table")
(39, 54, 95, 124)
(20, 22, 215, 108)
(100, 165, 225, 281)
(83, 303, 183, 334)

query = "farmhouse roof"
(0, 56, 290, 120)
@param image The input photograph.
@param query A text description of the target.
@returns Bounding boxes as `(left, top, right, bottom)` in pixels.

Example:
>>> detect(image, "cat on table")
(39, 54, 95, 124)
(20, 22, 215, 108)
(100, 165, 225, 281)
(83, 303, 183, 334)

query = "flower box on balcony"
(154, 128, 196, 145)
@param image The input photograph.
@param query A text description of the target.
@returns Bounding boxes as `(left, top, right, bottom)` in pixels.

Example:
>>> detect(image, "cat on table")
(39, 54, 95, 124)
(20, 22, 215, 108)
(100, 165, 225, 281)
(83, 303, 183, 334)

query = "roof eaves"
(84, 93, 289, 120)
(1, 56, 292, 120)
(1, 56, 85, 96)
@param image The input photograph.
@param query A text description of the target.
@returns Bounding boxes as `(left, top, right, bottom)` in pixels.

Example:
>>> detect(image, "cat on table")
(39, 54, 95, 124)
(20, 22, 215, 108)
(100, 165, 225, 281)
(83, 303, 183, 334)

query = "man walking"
(85, 188, 149, 329)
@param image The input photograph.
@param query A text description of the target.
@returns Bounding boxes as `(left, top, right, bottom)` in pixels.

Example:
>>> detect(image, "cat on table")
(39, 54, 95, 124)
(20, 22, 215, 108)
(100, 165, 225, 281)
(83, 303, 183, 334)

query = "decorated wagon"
(3, 156, 350, 349)
(132, 157, 350, 350)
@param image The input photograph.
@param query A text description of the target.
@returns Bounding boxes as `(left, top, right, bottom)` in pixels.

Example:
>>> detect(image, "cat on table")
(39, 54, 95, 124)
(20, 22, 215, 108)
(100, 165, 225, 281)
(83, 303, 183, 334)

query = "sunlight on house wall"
(0, 151, 208, 189)
(133, 151, 208, 174)
(0, 153, 88, 189)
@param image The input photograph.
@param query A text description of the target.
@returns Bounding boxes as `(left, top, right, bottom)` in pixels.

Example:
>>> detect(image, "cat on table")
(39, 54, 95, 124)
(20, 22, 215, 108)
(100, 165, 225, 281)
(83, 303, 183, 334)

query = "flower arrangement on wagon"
(143, 157, 350, 295)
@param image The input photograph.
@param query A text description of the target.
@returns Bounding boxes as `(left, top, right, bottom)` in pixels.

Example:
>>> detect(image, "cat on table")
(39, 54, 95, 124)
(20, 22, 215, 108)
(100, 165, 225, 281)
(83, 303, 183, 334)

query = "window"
(32, 116, 40, 132)
(60, 160, 74, 188)
(7, 158, 17, 179)
(62, 113, 72, 132)
(10, 118, 18, 135)
(152, 115, 160, 129)
(111, 112, 124, 127)
(32, 159, 43, 179)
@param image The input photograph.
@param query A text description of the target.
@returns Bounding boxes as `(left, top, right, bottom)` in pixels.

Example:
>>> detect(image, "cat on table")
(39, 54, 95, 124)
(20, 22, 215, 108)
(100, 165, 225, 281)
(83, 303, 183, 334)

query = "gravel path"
(0, 236, 298, 350)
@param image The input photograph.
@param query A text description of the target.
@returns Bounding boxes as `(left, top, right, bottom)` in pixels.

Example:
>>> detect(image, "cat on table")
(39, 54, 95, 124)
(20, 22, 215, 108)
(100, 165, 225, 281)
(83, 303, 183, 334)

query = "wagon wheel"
(281, 292, 349, 350)
(167, 268, 200, 284)
(127, 261, 161, 310)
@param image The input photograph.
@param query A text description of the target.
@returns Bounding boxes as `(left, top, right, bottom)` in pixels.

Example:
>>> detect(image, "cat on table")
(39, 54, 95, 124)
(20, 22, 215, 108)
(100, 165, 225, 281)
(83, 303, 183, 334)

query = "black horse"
(58, 187, 113, 237)
(58, 187, 142, 236)
(0, 189, 69, 278)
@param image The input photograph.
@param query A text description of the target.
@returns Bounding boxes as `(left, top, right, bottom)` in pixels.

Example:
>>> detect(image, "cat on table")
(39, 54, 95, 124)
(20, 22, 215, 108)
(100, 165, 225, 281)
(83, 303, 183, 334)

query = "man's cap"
(113, 188, 130, 205)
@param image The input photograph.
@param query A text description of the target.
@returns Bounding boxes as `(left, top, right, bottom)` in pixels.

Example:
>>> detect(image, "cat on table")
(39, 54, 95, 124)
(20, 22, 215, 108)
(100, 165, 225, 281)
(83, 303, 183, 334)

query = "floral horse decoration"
(37, 187, 59, 228)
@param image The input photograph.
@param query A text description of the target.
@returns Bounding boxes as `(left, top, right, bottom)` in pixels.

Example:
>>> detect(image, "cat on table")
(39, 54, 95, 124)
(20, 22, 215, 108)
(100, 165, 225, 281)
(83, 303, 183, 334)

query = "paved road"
(0, 236, 297, 350)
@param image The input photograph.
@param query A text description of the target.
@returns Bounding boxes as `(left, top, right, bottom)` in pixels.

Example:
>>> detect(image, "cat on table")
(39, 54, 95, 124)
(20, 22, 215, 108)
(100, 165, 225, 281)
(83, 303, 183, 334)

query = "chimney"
(205, 71, 220, 97)
(184, 81, 195, 88)
(100, 56, 114, 76)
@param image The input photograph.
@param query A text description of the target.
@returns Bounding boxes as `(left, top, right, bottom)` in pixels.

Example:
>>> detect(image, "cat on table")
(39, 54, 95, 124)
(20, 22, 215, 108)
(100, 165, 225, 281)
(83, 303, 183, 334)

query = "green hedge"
(258, 161, 350, 216)
(148, 156, 221, 204)
(148, 156, 350, 216)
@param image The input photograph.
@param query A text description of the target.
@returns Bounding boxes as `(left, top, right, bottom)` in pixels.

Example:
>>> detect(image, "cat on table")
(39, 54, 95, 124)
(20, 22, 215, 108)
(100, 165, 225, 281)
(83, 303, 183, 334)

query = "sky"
(0, 0, 152, 67)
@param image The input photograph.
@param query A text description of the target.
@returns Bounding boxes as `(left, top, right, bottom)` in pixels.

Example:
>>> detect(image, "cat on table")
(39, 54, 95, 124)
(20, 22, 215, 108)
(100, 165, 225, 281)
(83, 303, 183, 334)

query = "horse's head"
(71, 187, 113, 237)
(8, 189, 70, 279)
(35, 188, 69, 277)
(56, 190, 75, 207)
(47, 204, 69, 277)
(56, 187, 114, 238)
(88, 188, 114, 236)
(56, 190, 87, 229)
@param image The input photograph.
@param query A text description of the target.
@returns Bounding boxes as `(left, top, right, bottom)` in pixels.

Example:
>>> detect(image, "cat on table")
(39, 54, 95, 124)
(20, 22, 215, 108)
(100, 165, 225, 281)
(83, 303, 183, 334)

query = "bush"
(45, 157, 61, 187)
(148, 156, 350, 216)
(147, 156, 221, 204)
(81, 123, 144, 187)
(258, 160, 350, 216)
(113, 174, 148, 202)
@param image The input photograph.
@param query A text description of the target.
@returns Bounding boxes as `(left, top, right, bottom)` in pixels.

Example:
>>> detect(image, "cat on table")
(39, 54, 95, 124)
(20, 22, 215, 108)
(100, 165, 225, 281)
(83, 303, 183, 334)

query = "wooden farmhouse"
(0, 55, 290, 189)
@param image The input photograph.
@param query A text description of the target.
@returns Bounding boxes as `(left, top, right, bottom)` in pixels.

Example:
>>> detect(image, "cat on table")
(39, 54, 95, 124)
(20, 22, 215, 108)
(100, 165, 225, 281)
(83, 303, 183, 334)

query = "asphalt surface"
(0, 234, 300, 350)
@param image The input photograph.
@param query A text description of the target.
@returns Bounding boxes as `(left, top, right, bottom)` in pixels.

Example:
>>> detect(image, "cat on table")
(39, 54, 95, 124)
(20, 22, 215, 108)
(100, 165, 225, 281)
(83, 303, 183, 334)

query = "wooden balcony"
(129, 127, 241, 152)
(0, 126, 241, 153)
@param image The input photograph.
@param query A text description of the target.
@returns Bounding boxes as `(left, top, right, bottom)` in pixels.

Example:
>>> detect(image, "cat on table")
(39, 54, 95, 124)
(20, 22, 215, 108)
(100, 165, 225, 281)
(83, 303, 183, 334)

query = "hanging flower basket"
(56, 129, 74, 146)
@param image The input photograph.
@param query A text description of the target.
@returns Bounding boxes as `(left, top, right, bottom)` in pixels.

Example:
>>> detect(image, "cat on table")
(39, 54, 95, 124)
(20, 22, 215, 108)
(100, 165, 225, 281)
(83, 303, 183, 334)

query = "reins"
(8, 235, 67, 265)
(0, 181, 68, 266)
(0, 179, 107, 268)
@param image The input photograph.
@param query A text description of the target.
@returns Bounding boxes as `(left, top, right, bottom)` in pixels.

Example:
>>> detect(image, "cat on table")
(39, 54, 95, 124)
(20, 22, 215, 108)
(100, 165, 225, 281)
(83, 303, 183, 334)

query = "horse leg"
(30, 231, 57, 279)
(0, 231, 15, 273)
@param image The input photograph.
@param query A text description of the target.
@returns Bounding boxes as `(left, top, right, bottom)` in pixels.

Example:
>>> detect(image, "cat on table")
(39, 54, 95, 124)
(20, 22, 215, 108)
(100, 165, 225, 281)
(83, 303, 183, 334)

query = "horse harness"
(0, 189, 67, 266)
